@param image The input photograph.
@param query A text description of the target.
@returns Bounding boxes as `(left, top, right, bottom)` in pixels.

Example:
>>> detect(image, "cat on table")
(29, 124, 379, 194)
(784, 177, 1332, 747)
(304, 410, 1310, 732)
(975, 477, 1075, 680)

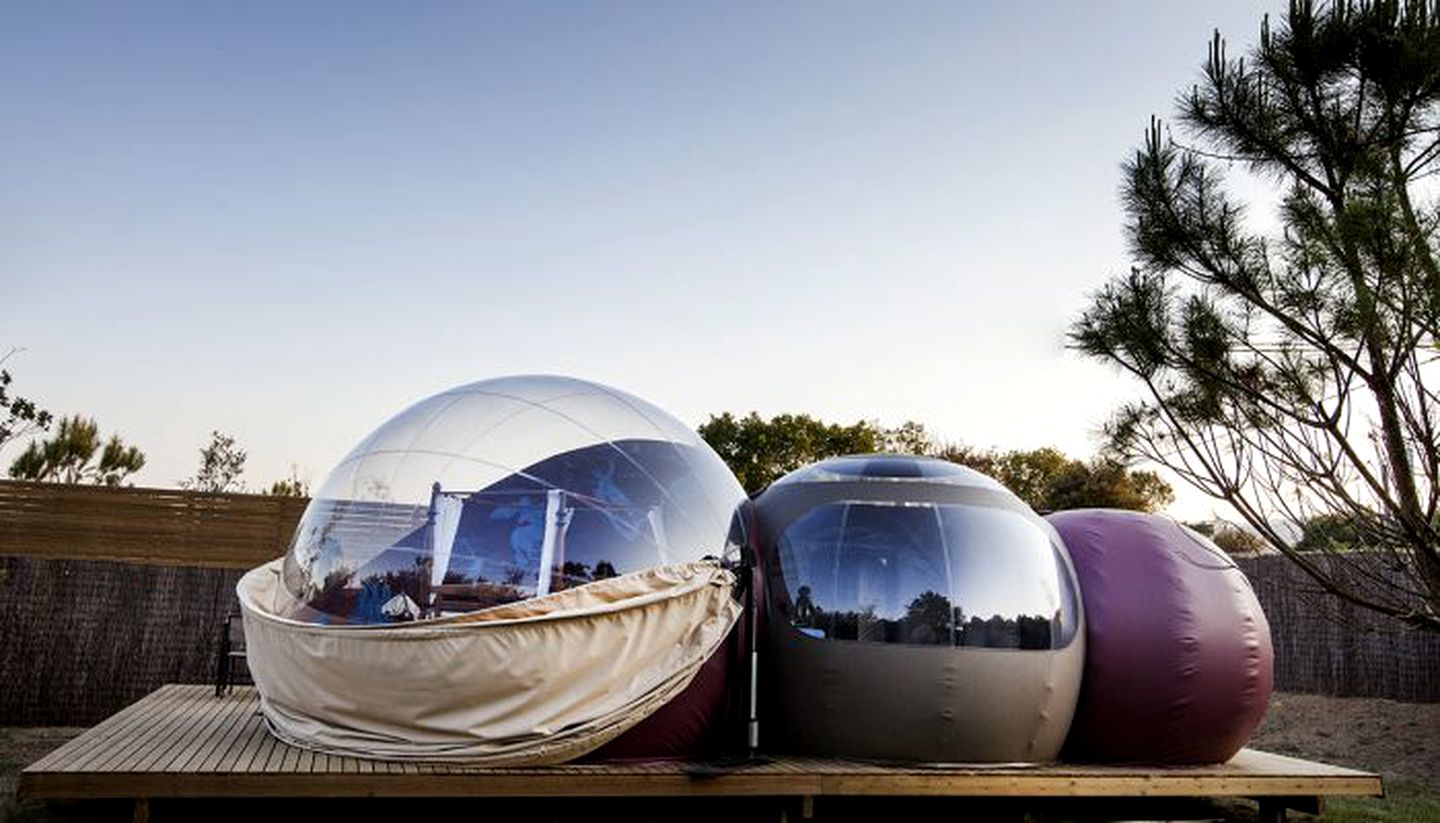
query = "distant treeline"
(698, 412, 1173, 511)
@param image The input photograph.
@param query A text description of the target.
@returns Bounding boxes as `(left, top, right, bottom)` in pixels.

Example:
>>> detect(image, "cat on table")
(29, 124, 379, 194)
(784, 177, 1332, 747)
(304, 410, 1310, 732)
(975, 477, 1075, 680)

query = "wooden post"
(1256, 797, 1287, 823)
(1254, 795, 1322, 823)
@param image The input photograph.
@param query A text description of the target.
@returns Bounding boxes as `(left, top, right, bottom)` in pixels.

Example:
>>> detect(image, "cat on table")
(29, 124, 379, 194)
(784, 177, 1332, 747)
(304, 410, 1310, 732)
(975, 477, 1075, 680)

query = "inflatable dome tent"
(238, 375, 748, 764)
(751, 455, 1085, 763)
(1048, 509, 1274, 764)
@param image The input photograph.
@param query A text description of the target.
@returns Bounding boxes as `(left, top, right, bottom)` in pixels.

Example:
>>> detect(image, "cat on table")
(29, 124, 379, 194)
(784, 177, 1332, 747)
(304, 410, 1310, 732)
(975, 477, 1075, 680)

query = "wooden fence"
(0, 481, 305, 723)
(0, 480, 306, 567)
(1, 481, 1436, 724)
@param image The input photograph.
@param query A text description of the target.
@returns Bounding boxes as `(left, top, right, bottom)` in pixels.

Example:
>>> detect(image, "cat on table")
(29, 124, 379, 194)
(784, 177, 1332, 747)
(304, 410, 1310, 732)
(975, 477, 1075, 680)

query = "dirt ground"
(2, 693, 1436, 821)
(0, 728, 83, 804)
(1248, 693, 1439, 785)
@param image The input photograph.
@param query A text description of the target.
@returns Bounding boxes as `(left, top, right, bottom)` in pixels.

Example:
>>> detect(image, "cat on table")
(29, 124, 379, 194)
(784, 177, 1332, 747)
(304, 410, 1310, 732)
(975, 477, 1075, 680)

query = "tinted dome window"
(777, 455, 1007, 488)
(776, 501, 1079, 649)
(279, 375, 745, 624)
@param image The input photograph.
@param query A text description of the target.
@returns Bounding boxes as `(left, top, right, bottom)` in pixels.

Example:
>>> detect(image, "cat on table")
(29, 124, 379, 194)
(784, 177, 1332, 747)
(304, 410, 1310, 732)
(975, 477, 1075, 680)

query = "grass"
(1316, 780, 1440, 823)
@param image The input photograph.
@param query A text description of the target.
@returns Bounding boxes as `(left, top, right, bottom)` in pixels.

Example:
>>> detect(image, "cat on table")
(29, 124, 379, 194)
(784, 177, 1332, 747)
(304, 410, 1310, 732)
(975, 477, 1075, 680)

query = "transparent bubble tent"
(752, 455, 1087, 762)
(274, 375, 746, 624)
(238, 376, 746, 763)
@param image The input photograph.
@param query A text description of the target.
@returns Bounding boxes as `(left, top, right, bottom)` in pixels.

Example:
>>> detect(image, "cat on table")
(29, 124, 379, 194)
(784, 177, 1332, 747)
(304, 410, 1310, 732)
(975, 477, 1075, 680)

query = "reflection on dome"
(278, 375, 746, 624)
(764, 456, 1080, 650)
(779, 501, 1076, 649)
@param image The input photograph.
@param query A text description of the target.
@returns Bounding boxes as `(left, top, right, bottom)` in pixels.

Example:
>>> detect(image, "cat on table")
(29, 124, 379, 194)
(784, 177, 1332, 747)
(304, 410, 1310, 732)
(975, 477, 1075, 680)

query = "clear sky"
(2, 1, 1286, 518)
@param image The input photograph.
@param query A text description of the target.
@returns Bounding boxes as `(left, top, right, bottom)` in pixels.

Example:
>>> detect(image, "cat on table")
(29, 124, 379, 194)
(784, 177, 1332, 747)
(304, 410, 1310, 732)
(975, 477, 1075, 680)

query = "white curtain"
(429, 493, 464, 589)
(536, 489, 563, 595)
(648, 507, 672, 564)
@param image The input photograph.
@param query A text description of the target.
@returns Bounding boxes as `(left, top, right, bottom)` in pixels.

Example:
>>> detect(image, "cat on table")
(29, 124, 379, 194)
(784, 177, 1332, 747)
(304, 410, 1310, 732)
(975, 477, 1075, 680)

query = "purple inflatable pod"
(1048, 509, 1273, 764)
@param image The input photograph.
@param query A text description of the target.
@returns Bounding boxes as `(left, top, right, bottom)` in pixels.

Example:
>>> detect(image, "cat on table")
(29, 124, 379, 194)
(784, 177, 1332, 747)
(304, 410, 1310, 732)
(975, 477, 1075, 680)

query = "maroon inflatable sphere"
(586, 631, 734, 761)
(1047, 510, 1273, 764)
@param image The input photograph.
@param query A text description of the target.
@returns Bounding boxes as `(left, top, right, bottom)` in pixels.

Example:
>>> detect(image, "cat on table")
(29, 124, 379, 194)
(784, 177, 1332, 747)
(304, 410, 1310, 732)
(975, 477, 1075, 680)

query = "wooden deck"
(20, 685, 1382, 808)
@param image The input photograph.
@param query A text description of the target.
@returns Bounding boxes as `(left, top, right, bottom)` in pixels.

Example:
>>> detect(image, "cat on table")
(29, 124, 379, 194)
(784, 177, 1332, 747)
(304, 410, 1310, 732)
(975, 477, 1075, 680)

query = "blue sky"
(2, 1, 1285, 516)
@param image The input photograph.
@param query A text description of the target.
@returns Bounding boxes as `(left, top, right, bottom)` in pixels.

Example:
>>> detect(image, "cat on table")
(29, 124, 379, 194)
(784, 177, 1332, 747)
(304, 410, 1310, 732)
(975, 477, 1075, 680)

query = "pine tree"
(1071, 1, 1440, 629)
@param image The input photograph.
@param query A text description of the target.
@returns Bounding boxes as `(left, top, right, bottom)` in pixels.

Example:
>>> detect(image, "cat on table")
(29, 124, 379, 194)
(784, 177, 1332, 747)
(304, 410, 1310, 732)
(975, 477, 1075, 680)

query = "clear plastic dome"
(278, 375, 746, 624)
(760, 455, 1080, 649)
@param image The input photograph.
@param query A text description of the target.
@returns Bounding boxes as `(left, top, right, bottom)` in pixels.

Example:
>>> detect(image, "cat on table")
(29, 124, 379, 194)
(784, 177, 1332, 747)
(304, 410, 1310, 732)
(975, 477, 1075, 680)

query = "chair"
(214, 610, 250, 696)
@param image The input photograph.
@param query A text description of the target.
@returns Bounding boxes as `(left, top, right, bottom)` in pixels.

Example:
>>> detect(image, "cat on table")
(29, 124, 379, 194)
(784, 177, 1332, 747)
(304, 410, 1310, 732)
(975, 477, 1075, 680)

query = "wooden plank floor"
(20, 685, 1383, 801)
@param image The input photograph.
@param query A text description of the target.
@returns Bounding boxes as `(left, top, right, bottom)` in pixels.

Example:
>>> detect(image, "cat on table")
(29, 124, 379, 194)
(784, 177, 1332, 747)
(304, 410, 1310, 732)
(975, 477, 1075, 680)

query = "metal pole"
(746, 544, 760, 756)
(425, 481, 440, 618)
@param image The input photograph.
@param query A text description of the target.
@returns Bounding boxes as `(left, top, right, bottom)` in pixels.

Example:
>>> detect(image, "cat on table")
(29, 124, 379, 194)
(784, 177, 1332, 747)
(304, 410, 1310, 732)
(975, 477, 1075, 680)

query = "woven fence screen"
(0, 556, 245, 724)
(1235, 554, 1439, 703)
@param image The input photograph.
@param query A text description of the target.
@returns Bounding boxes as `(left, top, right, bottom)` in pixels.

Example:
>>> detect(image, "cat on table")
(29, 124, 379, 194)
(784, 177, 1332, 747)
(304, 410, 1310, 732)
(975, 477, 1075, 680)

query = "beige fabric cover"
(237, 559, 740, 764)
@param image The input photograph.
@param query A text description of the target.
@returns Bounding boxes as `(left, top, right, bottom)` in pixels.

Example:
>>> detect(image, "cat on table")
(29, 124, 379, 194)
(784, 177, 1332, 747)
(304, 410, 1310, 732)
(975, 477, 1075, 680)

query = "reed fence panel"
(0, 555, 243, 724)
(1235, 555, 1440, 702)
